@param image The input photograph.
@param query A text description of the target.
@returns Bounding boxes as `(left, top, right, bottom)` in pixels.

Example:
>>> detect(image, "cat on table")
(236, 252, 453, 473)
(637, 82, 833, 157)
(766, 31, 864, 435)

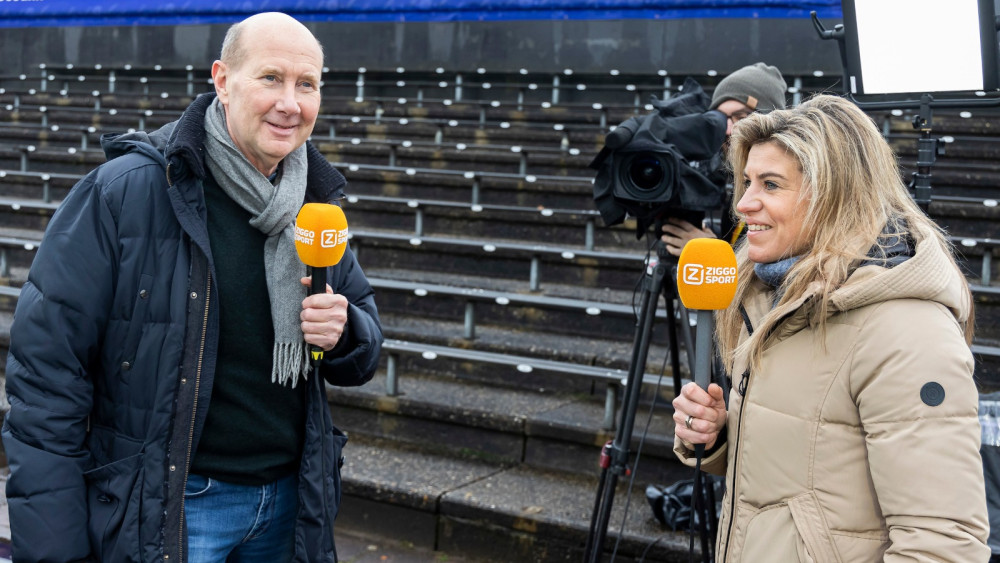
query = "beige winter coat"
(675, 224, 990, 562)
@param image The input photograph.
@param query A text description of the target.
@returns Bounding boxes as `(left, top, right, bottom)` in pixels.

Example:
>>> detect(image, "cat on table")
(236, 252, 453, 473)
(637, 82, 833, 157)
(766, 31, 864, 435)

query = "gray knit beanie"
(710, 62, 787, 112)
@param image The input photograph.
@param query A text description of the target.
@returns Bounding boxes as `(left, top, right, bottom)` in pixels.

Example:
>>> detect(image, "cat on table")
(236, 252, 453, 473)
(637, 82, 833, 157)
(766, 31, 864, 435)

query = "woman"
(672, 94, 989, 561)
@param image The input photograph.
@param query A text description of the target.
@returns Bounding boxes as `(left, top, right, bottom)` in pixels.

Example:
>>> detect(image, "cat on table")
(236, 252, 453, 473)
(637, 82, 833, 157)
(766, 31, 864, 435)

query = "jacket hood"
(830, 221, 970, 323)
(743, 220, 971, 343)
(98, 92, 346, 201)
(99, 122, 174, 170)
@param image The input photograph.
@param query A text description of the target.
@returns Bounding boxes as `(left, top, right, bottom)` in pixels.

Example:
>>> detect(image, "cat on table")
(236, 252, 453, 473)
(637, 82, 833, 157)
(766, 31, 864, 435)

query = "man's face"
(211, 23, 322, 176)
(716, 99, 754, 136)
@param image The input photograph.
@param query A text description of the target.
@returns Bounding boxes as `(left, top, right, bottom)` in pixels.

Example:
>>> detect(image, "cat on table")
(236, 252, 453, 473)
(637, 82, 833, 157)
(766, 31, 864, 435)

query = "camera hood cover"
(591, 78, 727, 235)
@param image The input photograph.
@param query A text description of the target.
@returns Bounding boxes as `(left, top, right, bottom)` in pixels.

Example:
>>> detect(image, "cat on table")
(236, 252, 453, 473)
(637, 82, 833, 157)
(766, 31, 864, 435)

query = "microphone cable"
(688, 449, 708, 562)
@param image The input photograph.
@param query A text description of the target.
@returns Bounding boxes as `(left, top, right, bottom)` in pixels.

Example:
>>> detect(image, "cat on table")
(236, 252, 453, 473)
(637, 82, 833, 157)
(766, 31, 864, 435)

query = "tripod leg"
(583, 253, 668, 563)
(662, 289, 684, 398)
(584, 462, 612, 558)
(661, 271, 694, 398)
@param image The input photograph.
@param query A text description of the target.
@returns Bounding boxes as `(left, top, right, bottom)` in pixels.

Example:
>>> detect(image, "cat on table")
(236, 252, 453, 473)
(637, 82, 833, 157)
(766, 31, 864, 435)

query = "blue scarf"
(752, 219, 914, 308)
(754, 255, 802, 307)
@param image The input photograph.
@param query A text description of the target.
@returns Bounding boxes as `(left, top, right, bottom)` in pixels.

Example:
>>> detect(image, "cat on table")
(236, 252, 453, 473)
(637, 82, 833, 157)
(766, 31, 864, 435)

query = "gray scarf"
(203, 97, 310, 387)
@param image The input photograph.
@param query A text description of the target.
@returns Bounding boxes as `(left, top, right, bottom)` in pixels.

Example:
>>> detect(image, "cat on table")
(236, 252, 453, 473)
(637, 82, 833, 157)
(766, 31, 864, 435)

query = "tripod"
(582, 236, 717, 563)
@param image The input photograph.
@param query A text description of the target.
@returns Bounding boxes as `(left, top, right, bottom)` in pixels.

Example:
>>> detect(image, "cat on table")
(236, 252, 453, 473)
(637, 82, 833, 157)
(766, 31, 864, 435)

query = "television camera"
(590, 78, 729, 239)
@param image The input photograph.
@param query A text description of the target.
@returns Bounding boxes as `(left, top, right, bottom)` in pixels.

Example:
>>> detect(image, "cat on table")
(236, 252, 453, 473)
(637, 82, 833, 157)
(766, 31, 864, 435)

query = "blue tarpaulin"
(0, 1, 841, 27)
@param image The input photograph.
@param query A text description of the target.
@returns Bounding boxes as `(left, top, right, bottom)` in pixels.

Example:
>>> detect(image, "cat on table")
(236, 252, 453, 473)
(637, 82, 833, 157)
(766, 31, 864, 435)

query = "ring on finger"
(684, 415, 694, 430)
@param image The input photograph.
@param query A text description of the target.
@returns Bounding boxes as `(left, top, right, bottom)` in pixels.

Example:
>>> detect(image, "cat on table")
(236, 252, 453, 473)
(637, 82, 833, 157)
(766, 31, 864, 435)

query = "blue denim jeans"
(184, 473, 298, 563)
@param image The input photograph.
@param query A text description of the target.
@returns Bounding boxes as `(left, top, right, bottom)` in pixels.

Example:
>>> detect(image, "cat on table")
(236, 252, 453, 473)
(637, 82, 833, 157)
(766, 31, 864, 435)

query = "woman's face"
(736, 142, 811, 264)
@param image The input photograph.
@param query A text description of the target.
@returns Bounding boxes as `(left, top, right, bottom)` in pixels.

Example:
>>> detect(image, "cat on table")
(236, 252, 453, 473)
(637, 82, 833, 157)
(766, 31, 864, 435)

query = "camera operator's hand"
(660, 217, 716, 257)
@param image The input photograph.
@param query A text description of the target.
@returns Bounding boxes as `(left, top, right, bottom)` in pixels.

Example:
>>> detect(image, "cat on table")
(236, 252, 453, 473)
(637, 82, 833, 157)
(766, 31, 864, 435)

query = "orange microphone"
(676, 238, 737, 454)
(677, 238, 738, 313)
(295, 203, 350, 364)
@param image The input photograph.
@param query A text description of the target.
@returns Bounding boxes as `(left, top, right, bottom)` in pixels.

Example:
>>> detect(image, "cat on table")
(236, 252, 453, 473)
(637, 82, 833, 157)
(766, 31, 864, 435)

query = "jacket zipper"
(721, 303, 803, 561)
(721, 370, 749, 562)
(178, 271, 211, 562)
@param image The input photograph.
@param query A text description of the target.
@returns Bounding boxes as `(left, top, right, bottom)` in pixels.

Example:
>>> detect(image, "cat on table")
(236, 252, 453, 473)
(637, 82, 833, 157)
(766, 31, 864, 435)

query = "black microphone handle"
(310, 265, 327, 296)
(308, 265, 328, 365)
(694, 309, 714, 391)
(691, 311, 715, 458)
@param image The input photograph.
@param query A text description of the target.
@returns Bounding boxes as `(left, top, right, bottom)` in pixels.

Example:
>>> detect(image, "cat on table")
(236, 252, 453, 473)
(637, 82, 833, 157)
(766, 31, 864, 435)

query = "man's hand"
(299, 277, 348, 351)
(660, 217, 716, 257)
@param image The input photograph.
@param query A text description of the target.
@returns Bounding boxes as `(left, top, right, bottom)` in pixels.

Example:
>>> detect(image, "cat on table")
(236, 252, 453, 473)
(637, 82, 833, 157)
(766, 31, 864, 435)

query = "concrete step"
(379, 312, 680, 383)
(0, 170, 76, 204)
(370, 280, 652, 344)
(337, 436, 699, 563)
(0, 125, 591, 176)
(354, 233, 644, 293)
(338, 163, 598, 210)
(315, 140, 593, 177)
(331, 369, 683, 483)
(340, 196, 635, 251)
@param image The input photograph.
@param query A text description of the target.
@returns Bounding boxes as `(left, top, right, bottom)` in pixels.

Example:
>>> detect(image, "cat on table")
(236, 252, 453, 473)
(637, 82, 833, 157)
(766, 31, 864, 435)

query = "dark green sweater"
(190, 171, 306, 486)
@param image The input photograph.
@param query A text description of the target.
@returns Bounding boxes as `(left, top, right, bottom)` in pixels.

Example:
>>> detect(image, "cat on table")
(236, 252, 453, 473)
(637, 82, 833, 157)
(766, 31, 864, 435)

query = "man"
(660, 62, 787, 256)
(2, 12, 382, 562)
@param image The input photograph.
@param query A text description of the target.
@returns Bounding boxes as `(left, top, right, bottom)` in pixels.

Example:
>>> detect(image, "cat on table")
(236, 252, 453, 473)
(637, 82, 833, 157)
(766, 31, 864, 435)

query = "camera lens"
(628, 155, 665, 191)
(613, 150, 676, 205)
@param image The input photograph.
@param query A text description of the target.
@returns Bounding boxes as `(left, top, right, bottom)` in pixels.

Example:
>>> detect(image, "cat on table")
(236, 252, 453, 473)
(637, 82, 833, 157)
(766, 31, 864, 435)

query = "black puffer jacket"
(3, 93, 382, 562)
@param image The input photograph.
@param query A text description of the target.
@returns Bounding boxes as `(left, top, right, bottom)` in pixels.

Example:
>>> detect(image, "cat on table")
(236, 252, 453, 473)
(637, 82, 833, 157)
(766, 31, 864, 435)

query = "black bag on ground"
(646, 480, 696, 531)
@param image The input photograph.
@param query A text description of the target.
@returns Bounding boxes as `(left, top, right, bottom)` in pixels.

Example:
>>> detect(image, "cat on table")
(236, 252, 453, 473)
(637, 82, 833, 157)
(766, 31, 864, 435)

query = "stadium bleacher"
(1, 64, 999, 561)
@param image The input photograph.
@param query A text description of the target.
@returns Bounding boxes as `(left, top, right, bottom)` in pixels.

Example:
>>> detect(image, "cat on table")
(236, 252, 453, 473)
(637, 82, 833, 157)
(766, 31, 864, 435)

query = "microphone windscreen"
(676, 238, 738, 311)
(295, 203, 349, 268)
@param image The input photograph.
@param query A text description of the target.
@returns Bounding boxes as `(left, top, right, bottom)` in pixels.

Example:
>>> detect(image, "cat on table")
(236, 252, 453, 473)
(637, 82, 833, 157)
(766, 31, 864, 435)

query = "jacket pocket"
(787, 492, 843, 563)
(121, 273, 153, 370)
(738, 503, 802, 563)
(184, 473, 213, 498)
(84, 451, 144, 562)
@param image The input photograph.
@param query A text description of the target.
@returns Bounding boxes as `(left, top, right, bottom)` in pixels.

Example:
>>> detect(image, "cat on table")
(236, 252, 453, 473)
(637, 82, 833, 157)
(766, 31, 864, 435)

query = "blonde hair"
(717, 94, 972, 373)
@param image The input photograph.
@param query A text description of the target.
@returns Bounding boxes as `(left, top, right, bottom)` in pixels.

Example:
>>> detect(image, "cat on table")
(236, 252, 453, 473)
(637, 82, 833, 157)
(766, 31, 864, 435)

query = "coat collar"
(742, 221, 969, 343)
(164, 92, 347, 203)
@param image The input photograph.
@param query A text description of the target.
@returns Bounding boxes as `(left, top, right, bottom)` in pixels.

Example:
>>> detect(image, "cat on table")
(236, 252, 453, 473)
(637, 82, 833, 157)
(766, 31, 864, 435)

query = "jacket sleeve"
(673, 429, 728, 476)
(852, 300, 990, 561)
(318, 244, 382, 387)
(2, 172, 119, 562)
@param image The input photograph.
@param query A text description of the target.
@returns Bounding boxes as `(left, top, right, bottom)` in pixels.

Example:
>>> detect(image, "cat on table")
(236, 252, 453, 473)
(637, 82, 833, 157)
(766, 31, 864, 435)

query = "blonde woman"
(672, 94, 989, 561)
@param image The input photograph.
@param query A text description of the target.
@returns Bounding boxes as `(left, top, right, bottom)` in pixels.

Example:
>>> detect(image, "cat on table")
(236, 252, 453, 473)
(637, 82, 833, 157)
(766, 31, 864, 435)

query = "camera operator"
(660, 62, 788, 257)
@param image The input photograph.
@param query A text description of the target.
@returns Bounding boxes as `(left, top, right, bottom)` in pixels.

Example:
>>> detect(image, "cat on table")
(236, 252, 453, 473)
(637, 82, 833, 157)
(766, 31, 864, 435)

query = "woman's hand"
(672, 381, 727, 450)
(660, 217, 716, 257)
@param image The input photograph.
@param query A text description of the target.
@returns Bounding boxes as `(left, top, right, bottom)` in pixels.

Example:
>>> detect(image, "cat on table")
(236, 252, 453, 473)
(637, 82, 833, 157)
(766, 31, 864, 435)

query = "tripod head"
(908, 95, 946, 212)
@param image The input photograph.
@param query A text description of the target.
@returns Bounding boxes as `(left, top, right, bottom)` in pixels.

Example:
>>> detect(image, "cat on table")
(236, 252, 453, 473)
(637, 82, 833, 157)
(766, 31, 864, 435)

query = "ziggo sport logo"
(682, 264, 736, 285)
(295, 226, 349, 248)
